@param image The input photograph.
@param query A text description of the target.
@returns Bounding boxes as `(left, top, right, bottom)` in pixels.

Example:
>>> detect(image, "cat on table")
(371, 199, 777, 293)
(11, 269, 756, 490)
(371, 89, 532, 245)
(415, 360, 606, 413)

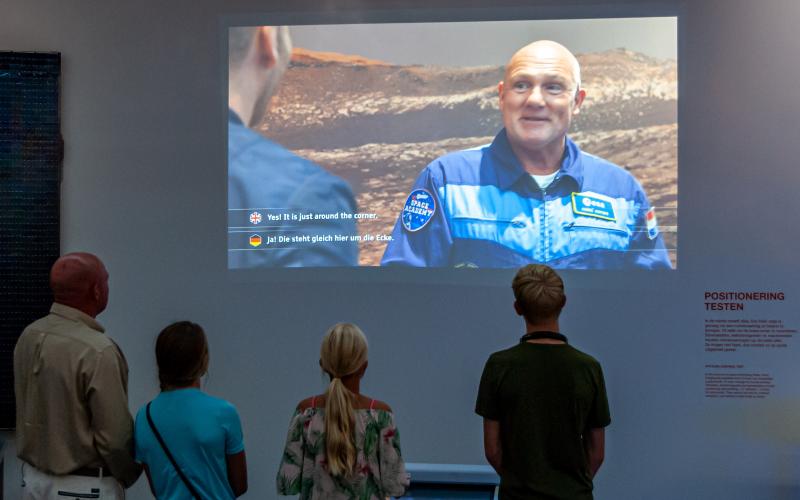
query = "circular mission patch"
(401, 189, 436, 232)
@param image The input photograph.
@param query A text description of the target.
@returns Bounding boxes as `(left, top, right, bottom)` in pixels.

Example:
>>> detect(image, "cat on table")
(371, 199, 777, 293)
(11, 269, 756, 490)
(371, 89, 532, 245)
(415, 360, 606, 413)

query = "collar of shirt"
(229, 108, 244, 126)
(50, 303, 105, 334)
(488, 128, 584, 191)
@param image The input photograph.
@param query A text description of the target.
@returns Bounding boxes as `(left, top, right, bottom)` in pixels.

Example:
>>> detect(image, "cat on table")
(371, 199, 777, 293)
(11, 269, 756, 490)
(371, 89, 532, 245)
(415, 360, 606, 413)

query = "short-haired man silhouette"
(228, 26, 358, 267)
(476, 264, 610, 499)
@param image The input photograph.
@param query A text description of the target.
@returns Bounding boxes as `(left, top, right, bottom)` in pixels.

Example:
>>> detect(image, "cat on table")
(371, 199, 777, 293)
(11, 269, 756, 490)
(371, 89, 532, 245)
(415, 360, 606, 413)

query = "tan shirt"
(14, 303, 141, 487)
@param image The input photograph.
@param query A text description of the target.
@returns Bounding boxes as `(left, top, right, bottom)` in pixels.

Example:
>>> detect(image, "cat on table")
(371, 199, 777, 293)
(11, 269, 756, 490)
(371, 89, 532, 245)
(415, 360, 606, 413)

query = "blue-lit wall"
(2, 1, 800, 499)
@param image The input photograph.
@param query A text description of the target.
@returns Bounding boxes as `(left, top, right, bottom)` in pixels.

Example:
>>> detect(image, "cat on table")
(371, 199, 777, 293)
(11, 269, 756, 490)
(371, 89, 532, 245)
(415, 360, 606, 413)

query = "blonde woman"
(277, 323, 408, 499)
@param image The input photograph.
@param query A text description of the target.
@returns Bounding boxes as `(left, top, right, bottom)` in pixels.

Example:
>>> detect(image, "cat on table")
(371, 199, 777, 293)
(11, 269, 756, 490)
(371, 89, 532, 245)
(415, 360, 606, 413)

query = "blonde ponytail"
(319, 323, 368, 477)
(324, 377, 356, 477)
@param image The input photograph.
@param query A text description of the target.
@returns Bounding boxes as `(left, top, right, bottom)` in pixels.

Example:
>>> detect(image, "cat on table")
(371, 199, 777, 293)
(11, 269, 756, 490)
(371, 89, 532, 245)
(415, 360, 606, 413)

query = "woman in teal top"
(134, 321, 248, 499)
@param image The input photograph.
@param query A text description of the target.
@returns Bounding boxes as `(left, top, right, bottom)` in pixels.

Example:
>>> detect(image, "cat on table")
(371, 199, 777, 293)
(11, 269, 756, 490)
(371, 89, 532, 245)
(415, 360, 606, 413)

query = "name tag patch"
(571, 192, 617, 222)
(401, 189, 436, 232)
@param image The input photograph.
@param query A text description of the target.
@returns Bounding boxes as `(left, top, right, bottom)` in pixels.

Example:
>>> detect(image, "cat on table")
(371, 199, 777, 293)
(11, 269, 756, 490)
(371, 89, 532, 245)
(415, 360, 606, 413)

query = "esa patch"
(401, 189, 436, 232)
(571, 192, 617, 222)
(645, 207, 659, 239)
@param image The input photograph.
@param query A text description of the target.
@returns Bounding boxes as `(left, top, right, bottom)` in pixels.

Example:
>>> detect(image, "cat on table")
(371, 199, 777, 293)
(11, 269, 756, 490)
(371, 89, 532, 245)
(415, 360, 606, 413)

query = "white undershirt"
(530, 170, 559, 190)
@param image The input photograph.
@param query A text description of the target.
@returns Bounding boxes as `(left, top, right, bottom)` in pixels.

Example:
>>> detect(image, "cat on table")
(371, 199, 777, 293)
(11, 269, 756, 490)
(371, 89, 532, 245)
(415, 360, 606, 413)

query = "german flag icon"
(249, 235, 263, 247)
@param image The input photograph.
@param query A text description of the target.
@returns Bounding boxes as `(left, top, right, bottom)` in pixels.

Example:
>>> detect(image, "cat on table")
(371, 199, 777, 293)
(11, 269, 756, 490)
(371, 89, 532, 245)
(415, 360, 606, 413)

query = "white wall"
(3, 0, 800, 498)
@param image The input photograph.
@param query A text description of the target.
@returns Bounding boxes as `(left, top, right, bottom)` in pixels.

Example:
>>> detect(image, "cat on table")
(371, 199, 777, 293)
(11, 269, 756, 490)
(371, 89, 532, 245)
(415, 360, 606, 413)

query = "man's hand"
(483, 418, 503, 476)
(584, 427, 605, 478)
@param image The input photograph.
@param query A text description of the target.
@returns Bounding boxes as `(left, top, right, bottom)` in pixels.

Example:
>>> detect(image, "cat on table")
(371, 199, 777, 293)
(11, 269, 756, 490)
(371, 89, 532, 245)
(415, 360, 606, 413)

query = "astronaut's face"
(499, 42, 585, 160)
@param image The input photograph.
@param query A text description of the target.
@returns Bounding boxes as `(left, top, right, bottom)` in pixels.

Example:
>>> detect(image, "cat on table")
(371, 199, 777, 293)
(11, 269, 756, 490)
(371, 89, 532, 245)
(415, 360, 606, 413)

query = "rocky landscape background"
(255, 47, 678, 267)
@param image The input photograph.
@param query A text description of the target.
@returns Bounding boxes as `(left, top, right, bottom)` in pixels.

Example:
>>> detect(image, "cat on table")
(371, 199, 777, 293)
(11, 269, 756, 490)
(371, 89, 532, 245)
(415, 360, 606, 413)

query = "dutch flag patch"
(645, 207, 659, 240)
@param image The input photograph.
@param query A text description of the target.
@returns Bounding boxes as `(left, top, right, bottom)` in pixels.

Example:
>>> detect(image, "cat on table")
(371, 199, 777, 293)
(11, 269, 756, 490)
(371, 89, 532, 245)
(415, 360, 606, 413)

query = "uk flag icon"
(249, 211, 262, 224)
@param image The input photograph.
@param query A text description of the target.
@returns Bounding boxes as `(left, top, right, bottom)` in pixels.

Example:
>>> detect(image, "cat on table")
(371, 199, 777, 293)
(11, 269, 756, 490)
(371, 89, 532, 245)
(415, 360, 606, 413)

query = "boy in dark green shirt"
(476, 264, 610, 500)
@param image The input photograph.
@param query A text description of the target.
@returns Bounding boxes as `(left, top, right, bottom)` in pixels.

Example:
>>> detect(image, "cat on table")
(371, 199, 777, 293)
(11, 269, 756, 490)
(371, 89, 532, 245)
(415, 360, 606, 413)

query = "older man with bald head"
(382, 41, 671, 269)
(14, 252, 141, 499)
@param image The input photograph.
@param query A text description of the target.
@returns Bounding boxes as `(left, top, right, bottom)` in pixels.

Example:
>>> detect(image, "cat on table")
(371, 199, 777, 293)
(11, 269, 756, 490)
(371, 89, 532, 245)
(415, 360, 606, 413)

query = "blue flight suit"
(381, 129, 671, 269)
(228, 110, 358, 268)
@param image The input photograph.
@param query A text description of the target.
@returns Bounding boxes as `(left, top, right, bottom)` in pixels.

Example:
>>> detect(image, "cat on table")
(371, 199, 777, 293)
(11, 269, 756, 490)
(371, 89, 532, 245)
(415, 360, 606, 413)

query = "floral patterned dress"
(277, 404, 409, 500)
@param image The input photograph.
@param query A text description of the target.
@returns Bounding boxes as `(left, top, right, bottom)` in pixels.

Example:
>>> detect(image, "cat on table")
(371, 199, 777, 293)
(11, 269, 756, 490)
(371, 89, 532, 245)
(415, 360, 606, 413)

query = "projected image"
(228, 18, 677, 269)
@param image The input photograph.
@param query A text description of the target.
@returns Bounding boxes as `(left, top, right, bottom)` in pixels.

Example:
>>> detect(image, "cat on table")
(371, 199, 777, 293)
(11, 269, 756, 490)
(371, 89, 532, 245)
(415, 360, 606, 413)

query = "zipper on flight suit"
(530, 173, 559, 262)
(540, 186, 548, 262)
(537, 180, 550, 263)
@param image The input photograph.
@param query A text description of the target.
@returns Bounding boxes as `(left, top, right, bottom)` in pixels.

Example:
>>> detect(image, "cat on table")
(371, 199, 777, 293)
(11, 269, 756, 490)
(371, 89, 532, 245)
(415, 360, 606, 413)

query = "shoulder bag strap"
(146, 402, 203, 500)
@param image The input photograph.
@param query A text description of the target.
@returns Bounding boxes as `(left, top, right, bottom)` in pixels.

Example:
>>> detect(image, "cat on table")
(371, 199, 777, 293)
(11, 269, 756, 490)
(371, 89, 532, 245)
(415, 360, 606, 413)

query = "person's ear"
(572, 88, 586, 115)
(360, 360, 368, 377)
(497, 80, 506, 110)
(513, 300, 524, 317)
(255, 26, 278, 69)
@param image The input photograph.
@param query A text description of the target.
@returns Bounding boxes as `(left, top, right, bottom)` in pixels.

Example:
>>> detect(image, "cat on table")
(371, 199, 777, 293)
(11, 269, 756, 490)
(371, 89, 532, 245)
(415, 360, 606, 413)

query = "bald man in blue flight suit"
(381, 41, 671, 269)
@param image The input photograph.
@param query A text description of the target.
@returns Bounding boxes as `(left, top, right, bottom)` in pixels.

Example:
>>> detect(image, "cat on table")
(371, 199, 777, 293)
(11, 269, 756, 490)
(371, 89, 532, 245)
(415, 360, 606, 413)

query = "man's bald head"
(498, 40, 586, 170)
(505, 40, 581, 94)
(51, 252, 109, 317)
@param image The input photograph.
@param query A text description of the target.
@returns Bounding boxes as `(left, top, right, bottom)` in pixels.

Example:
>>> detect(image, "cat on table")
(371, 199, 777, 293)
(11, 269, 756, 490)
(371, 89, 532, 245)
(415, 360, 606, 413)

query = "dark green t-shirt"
(475, 341, 610, 500)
